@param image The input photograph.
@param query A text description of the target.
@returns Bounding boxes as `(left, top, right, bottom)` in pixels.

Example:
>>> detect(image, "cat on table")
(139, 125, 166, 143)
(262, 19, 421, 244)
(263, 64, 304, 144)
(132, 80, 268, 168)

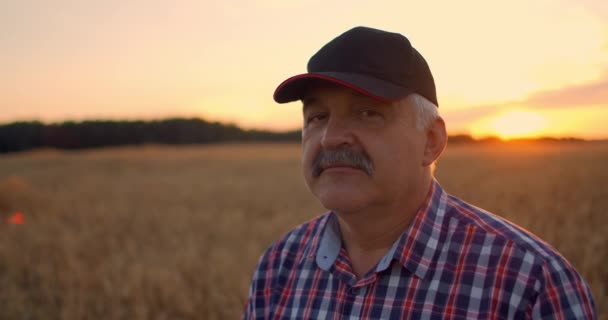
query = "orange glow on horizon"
(1, 1, 607, 138)
(471, 110, 549, 140)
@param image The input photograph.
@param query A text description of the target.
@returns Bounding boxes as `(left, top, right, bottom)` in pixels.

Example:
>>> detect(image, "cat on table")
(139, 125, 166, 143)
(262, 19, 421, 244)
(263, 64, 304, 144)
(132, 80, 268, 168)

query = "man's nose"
(320, 116, 355, 149)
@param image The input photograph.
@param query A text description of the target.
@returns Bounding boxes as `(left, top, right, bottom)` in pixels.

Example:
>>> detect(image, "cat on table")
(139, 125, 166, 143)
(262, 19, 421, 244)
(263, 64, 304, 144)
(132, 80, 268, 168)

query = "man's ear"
(422, 117, 447, 166)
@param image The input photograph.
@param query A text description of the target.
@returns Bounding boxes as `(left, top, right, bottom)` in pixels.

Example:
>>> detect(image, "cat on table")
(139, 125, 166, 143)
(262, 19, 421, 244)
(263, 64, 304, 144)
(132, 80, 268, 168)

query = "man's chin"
(314, 189, 370, 213)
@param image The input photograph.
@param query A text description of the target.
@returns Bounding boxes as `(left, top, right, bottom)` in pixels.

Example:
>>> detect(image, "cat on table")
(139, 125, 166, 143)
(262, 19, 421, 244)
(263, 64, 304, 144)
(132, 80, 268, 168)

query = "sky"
(1, 0, 607, 139)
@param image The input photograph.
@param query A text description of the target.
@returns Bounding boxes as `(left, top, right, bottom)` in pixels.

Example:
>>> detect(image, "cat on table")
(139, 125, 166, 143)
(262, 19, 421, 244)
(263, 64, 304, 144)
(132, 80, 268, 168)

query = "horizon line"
(1, 116, 607, 142)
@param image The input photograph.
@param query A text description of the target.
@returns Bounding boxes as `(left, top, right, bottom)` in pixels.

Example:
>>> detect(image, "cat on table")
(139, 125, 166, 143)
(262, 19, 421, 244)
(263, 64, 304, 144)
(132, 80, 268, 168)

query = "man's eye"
(360, 110, 382, 118)
(306, 113, 327, 124)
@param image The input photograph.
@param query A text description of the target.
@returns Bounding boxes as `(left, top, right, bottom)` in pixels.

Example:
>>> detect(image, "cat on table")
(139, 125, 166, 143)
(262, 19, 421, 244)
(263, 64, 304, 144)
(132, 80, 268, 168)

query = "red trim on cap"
(274, 74, 394, 103)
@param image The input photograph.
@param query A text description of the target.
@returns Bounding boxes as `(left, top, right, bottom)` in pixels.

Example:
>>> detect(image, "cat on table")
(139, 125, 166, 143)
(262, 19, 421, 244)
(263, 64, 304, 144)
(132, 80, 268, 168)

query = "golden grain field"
(0, 142, 606, 319)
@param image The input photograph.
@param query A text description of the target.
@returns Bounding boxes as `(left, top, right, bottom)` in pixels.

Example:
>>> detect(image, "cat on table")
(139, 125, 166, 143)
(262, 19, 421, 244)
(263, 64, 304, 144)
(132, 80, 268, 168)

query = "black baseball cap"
(273, 26, 438, 107)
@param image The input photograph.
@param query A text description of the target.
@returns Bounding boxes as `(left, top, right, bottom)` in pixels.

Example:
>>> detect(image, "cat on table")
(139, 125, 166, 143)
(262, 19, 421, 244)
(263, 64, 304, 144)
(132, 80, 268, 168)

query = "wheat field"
(0, 142, 606, 319)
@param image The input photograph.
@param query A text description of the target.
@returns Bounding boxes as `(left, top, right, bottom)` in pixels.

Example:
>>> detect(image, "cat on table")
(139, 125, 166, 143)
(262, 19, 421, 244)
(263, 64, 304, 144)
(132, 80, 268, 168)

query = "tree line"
(0, 118, 301, 153)
(0, 118, 586, 154)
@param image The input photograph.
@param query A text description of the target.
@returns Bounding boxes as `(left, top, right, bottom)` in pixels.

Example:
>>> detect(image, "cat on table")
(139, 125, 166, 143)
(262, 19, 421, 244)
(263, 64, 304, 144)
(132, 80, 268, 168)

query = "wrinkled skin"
(301, 84, 444, 215)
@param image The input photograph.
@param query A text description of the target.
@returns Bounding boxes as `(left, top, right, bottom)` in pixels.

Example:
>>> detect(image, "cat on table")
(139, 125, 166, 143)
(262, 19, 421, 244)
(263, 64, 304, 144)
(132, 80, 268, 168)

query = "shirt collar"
(314, 179, 449, 279)
(315, 214, 341, 270)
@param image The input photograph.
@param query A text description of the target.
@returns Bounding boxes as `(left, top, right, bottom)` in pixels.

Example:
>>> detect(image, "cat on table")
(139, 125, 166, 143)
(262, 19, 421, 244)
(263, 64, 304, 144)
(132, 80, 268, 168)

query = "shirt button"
(349, 287, 359, 295)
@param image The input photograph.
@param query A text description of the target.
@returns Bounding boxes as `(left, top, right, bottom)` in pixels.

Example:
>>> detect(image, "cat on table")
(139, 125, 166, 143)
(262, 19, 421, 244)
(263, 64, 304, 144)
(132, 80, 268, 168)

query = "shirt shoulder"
(443, 195, 597, 318)
(445, 194, 562, 261)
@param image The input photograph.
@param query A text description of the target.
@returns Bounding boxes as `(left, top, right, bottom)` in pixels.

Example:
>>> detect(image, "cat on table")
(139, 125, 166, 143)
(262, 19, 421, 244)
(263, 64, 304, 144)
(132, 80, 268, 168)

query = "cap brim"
(273, 72, 414, 104)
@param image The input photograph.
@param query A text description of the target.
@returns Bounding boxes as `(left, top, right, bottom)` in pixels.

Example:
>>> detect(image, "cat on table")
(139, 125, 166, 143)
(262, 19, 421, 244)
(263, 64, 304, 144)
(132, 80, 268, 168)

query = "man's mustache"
(312, 147, 374, 177)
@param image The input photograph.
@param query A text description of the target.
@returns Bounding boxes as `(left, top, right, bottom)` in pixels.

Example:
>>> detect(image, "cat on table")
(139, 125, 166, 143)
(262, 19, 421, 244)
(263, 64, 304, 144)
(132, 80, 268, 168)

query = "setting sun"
(472, 110, 548, 139)
(1, 0, 607, 139)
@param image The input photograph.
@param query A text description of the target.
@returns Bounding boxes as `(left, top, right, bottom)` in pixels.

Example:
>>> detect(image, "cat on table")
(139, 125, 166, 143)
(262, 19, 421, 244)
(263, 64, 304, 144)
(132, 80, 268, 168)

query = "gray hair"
(394, 93, 440, 131)
(394, 93, 442, 173)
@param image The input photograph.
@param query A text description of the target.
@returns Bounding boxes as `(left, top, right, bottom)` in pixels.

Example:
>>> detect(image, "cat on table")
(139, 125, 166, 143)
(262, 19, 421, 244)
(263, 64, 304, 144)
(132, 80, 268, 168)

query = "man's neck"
(335, 177, 432, 278)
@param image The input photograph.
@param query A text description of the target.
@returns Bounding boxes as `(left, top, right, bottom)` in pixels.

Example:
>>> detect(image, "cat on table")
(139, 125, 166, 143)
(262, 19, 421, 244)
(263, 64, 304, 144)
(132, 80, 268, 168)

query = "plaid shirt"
(243, 180, 596, 319)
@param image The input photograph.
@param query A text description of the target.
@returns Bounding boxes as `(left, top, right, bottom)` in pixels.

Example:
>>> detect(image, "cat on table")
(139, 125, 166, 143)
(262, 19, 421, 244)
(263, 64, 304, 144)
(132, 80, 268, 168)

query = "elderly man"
(243, 26, 596, 319)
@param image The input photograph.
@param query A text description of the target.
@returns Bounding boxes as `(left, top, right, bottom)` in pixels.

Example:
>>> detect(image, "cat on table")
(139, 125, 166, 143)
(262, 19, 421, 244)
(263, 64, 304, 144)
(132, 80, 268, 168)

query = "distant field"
(0, 142, 606, 319)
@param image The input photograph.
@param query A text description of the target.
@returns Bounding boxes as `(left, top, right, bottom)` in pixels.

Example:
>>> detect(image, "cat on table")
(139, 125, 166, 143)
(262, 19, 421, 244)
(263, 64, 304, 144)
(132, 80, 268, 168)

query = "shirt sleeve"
(241, 272, 258, 320)
(242, 244, 276, 320)
(530, 258, 597, 319)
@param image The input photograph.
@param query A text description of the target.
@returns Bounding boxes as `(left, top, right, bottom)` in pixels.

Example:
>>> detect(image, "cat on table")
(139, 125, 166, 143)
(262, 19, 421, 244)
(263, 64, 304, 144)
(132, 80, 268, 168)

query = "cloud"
(524, 74, 608, 108)
(443, 72, 608, 130)
(577, 0, 608, 21)
(443, 104, 506, 123)
(447, 72, 608, 118)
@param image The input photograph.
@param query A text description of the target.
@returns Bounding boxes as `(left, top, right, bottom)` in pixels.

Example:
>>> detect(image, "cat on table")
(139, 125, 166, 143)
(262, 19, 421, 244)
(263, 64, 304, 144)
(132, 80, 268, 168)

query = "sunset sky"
(2, 0, 607, 139)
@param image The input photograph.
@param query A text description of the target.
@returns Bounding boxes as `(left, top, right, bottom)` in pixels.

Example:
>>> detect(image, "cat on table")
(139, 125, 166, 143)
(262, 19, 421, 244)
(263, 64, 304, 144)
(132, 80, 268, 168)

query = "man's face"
(301, 83, 428, 213)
